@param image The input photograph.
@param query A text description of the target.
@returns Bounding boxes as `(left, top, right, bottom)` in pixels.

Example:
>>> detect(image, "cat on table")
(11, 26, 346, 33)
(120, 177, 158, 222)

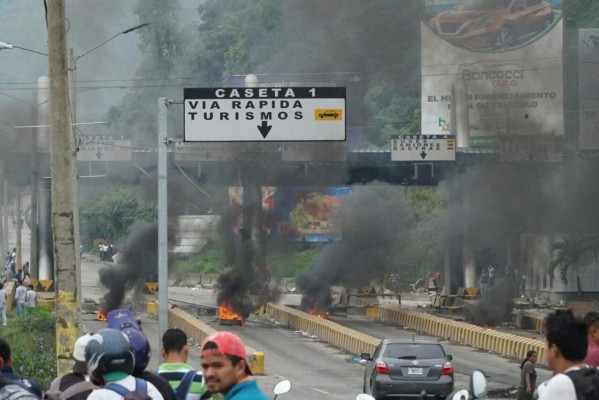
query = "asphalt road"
(78, 258, 551, 400)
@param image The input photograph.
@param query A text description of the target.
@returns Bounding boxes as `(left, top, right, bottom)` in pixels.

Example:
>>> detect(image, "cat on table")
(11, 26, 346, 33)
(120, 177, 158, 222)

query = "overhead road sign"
(77, 135, 132, 161)
(391, 135, 456, 161)
(184, 87, 345, 142)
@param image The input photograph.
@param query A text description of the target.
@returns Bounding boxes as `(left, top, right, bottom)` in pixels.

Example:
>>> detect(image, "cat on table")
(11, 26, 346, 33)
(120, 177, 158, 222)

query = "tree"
(549, 235, 597, 298)
(80, 188, 156, 249)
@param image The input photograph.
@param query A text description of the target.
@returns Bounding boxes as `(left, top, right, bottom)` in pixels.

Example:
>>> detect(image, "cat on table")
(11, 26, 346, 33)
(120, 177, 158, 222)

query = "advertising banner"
(579, 29, 599, 157)
(228, 186, 351, 242)
(422, 0, 564, 151)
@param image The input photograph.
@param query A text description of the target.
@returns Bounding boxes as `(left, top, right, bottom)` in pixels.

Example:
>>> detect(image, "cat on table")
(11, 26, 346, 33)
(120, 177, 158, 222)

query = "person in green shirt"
(158, 328, 211, 400)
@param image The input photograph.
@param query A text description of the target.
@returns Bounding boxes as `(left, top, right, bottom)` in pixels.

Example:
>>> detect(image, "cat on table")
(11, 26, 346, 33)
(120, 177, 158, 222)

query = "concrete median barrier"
(265, 303, 381, 356)
(168, 306, 265, 375)
(378, 305, 546, 364)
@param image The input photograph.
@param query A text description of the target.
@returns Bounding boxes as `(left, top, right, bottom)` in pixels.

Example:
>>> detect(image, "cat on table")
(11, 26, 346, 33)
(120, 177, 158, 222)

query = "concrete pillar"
(463, 232, 476, 288)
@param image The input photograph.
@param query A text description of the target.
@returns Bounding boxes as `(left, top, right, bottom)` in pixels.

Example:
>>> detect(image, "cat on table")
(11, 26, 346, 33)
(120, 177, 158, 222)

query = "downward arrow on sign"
(257, 121, 272, 138)
(420, 151, 427, 159)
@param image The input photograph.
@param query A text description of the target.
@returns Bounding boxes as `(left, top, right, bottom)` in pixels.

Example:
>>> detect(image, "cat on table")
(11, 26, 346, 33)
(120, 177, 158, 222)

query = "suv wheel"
(495, 27, 515, 49)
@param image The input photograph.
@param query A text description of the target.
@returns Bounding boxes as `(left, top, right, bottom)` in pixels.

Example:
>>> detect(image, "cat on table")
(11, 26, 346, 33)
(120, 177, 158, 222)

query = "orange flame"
(95, 310, 107, 321)
(308, 309, 330, 319)
(219, 302, 244, 321)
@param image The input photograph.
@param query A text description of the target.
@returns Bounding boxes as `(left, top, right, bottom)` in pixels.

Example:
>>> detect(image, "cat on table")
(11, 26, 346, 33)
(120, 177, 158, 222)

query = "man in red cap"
(199, 331, 267, 400)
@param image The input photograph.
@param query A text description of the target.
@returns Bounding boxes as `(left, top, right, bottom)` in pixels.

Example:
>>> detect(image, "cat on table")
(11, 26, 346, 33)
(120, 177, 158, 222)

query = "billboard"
(228, 186, 351, 242)
(579, 29, 599, 157)
(422, 0, 564, 151)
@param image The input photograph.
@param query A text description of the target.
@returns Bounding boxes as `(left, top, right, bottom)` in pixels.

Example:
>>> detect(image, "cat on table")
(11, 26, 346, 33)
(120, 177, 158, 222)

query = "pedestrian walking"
(45, 334, 98, 400)
(517, 350, 537, 400)
(22, 262, 30, 280)
(14, 281, 26, 316)
(159, 328, 211, 400)
(536, 309, 599, 400)
(25, 285, 36, 311)
(200, 331, 267, 400)
(0, 283, 7, 326)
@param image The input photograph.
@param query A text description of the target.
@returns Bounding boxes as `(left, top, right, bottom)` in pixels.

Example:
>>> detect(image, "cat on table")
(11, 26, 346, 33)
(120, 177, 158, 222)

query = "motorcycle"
(355, 370, 487, 400)
(273, 379, 291, 399)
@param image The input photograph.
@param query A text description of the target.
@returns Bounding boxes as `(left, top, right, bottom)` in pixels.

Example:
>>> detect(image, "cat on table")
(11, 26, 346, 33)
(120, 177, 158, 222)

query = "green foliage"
(549, 234, 598, 295)
(268, 245, 320, 278)
(80, 188, 156, 249)
(173, 241, 225, 274)
(172, 239, 318, 279)
(565, 0, 599, 28)
(3, 305, 56, 390)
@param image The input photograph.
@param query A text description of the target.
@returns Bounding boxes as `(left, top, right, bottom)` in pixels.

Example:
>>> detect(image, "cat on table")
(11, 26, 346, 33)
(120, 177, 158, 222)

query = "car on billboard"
(428, 0, 556, 51)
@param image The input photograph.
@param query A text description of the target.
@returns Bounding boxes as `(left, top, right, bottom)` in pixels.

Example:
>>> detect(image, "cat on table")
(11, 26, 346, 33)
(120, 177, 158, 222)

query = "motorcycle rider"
(85, 328, 164, 400)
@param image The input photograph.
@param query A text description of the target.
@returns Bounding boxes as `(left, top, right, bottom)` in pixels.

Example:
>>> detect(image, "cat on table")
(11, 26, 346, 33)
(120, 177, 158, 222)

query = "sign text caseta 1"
(185, 87, 344, 122)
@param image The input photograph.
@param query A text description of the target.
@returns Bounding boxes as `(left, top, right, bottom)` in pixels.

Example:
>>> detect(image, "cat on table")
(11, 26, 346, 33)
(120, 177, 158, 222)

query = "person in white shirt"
(536, 309, 594, 400)
(0, 283, 7, 326)
(14, 281, 27, 316)
(85, 328, 164, 400)
(25, 285, 36, 311)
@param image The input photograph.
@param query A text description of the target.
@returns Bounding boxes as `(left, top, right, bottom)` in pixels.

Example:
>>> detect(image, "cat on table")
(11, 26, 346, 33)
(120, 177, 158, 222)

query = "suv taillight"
(441, 361, 453, 375)
(375, 361, 389, 374)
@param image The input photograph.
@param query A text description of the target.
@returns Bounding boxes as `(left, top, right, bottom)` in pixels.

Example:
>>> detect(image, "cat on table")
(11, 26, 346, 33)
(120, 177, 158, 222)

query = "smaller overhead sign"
(391, 135, 455, 161)
(184, 87, 346, 142)
(499, 136, 563, 162)
(77, 135, 132, 162)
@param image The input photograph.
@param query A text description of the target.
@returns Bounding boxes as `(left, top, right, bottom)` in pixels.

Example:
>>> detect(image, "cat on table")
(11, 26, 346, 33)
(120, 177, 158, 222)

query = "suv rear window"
(383, 344, 446, 359)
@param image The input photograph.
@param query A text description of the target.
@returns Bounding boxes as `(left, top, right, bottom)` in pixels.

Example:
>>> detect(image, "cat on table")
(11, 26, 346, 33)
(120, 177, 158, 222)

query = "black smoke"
(464, 279, 516, 326)
(297, 183, 413, 311)
(99, 221, 171, 312)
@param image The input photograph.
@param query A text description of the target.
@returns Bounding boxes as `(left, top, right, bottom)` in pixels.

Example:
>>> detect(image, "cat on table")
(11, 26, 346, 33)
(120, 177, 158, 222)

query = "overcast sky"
(0, 0, 198, 126)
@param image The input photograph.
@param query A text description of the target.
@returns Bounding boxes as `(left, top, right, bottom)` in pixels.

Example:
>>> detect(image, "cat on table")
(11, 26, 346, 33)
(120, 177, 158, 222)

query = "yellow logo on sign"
(315, 109, 343, 120)
(447, 139, 455, 150)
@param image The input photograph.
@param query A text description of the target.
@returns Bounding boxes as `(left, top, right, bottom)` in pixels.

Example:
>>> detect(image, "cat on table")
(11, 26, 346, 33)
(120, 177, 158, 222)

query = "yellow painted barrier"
(168, 306, 266, 375)
(38, 279, 54, 292)
(146, 301, 157, 315)
(265, 303, 381, 356)
(145, 282, 158, 294)
(378, 305, 546, 365)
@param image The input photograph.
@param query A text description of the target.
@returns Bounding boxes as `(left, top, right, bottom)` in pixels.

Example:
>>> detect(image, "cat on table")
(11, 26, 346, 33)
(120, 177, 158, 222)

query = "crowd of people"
(0, 248, 37, 327)
(0, 324, 269, 400)
(516, 309, 599, 400)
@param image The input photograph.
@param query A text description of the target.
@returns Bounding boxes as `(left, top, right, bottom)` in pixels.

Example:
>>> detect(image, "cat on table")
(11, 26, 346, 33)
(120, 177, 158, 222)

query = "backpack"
(0, 376, 41, 400)
(566, 367, 599, 400)
(44, 376, 95, 400)
(104, 378, 152, 400)
(174, 371, 196, 400)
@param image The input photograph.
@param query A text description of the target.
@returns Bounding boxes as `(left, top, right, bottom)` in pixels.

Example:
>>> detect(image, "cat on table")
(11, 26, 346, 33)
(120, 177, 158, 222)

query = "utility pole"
(15, 189, 21, 269)
(157, 97, 170, 346)
(3, 180, 7, 254)
(47, 0, 80, 375)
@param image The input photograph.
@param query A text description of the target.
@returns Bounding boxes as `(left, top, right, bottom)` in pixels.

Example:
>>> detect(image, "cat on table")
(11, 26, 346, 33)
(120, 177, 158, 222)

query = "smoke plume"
(464, 279, 515, 327)
(98, 221, 169, 312)
(297, 183, 413, 310)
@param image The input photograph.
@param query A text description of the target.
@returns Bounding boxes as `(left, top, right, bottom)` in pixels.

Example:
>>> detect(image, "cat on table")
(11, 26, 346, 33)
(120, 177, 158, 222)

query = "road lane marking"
(311, 388, 335, 397)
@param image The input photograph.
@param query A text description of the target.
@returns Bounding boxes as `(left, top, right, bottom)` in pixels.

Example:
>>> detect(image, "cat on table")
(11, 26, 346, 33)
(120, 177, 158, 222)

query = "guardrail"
(378, 305, 546, 364)
(168, 306, 265, 375)
(265, 303, 381, 356)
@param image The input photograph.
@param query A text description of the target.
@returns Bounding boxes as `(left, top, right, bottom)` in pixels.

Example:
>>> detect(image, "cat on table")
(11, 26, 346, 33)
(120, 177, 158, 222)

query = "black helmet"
(121, 327, 150, 375)
(85, 328, 134, 377)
